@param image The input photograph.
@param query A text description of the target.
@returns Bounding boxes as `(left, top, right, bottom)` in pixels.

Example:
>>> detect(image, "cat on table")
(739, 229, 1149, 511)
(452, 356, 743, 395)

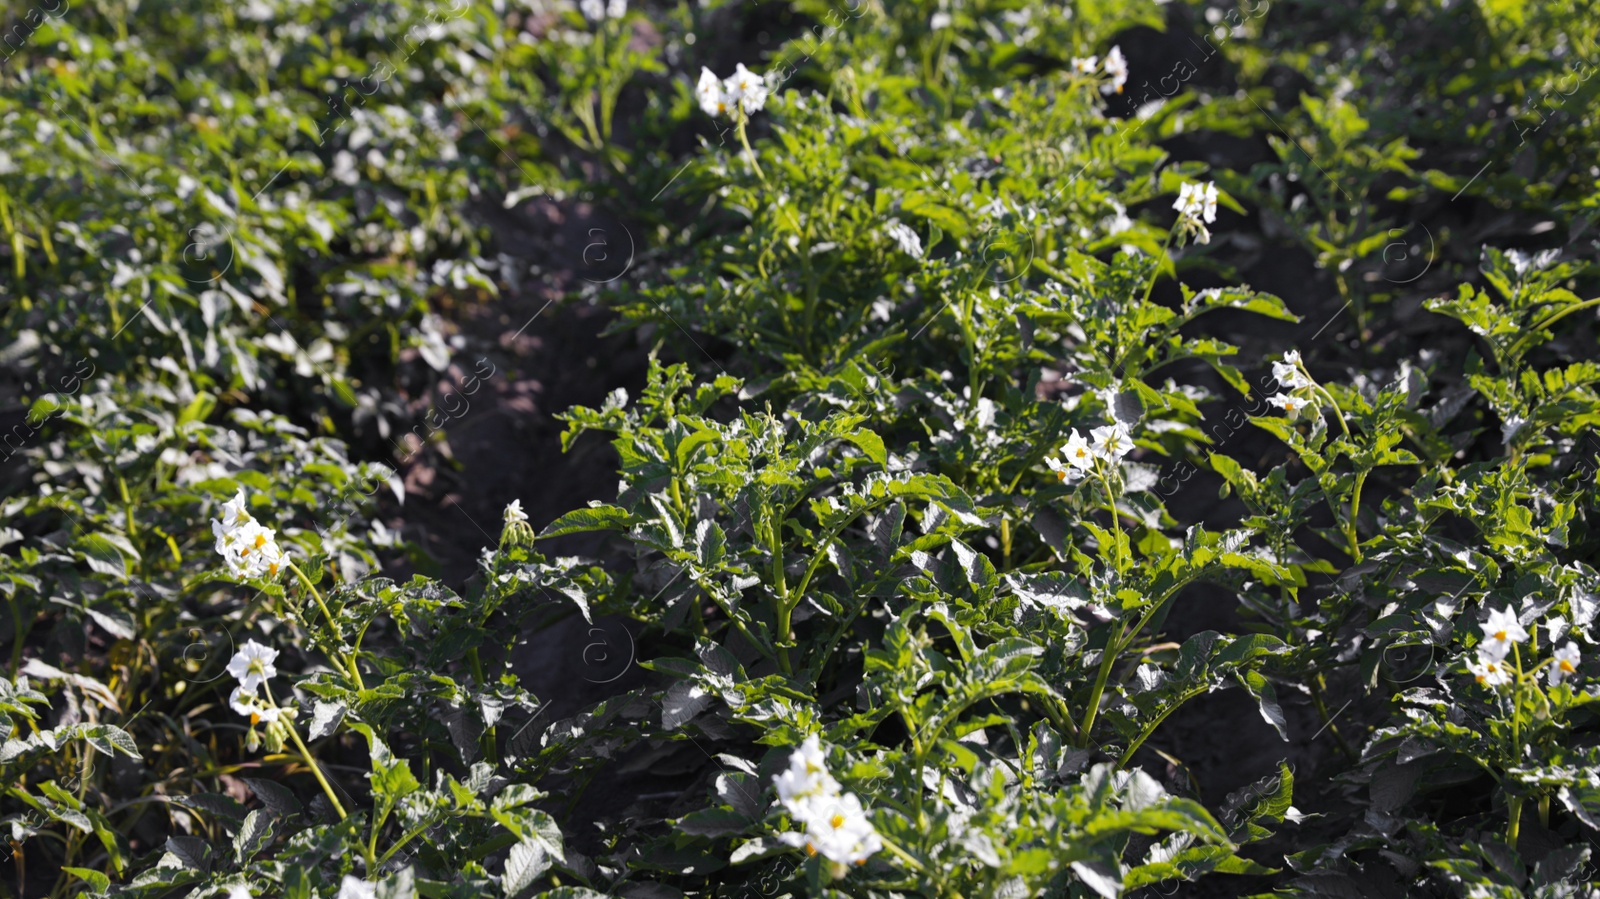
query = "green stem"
(287, 561, 364, 689)
(1507, 793, 1523, 847)
(1140, 229, 1176, 308)
(1117, 684, 1207, 767)
(1309, 674, 1355, 760)
(876, 832, 928, 874)
(735, 116, 767, 184)
(774, 604, 794, 676)
(1314, 383, 1352, 440)
(1079, 623, 1126, 746)
(377, 820, 435, 867)
(1098, 469, 1126, 573)
(1346, 469, 1367, 562)
(272, 694, 349, 821)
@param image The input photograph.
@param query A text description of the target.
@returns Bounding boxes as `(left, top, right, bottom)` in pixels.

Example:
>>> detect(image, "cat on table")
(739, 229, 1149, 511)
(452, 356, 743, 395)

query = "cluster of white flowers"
(1267, 349, 1313, 419)
(774, 736, 881, 872)
(1467, 606, 1583, 689)
(501, 498, 537, 548)
(578, 0, 625, 22)
(697, 64, 768, 119)
(1069, 46, 1128, 94)
(1047, 423, 1135, 484)
(226, 639, 292, 750)
(1171, 180, 1219, 245)
(212, 489, 287, 580)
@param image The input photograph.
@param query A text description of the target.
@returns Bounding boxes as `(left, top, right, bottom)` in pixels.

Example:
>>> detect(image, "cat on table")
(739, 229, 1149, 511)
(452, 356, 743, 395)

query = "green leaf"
(62, 867, 110, 891)
(233, 808, 274, 863)
(503, 839, 553, 897)
(843, 429, 887, 465)
(538, 505, 636, 538)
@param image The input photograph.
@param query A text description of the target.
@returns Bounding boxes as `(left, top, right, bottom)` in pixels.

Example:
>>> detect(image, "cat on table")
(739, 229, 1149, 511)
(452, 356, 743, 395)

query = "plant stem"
(1309, 675, 1356, 760)
(1346, 469, 1367, 562)
(1315, 384, 1352, 440)
(1140, 229, 1176, 308)
(1507, 793, 1523, 847)
(735, 116, 767, 184)
(1118, 684, 1207, 767)
(1098, 469, 1126, 573)
(1079, 623, 1125, 746)
(287, 561, 364, 689)
(876, 832, 928, 874)
(269, 691, 348, 821)
(774, 600, 794, 676)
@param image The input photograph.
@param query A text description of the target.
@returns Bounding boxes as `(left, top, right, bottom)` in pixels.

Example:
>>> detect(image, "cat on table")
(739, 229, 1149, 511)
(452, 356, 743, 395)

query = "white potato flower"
(1046, 429, 1096, 484)
(1100, 45, 1128, 94)
(884, 219, 923, 259)
(217, 488, 254, 531)
(1267, 393, 1305, 419)
(779, 791, 882, 866)
(1171, 181, 1219, 244)
(1271, 354, 1311, 390)
(773, 735, 840, 806)
(1468, 650, 1512, 688)
(930, 11, 952, 29)
(1046, 455, 1085, 485)
(1479, 606, 1528, 661)
(1071, 55, 1098, 75)
(1089, 423, 1134, 464)
(723, 63, 769, 115)
(1548, 642, 1581, 687)
(504, 499, 528, 524)
(227, 639, 280, 691)
(1064, 430, 1096, 470)
(696, 67, 731, 118)
(229, 685, 281, 725)
(211, 490, 288, 580)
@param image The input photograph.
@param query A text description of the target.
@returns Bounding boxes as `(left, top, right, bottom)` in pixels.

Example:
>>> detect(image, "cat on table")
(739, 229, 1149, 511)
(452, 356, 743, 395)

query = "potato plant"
(2, 0, 1599, 897)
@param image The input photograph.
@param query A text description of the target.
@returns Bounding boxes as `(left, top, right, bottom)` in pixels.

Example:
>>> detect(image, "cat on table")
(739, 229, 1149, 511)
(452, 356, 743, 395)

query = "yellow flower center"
(1560, 660, 1576, 672)
(1056, 470, 1067, 482)
(250, 712, 261, 725)
(254, 533, 268, 549)
(830, 814, 846, 829)
(1075, 448, 1087, 458)
(1494, 630, 1506, 641)
(805, 844, 817, 857)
